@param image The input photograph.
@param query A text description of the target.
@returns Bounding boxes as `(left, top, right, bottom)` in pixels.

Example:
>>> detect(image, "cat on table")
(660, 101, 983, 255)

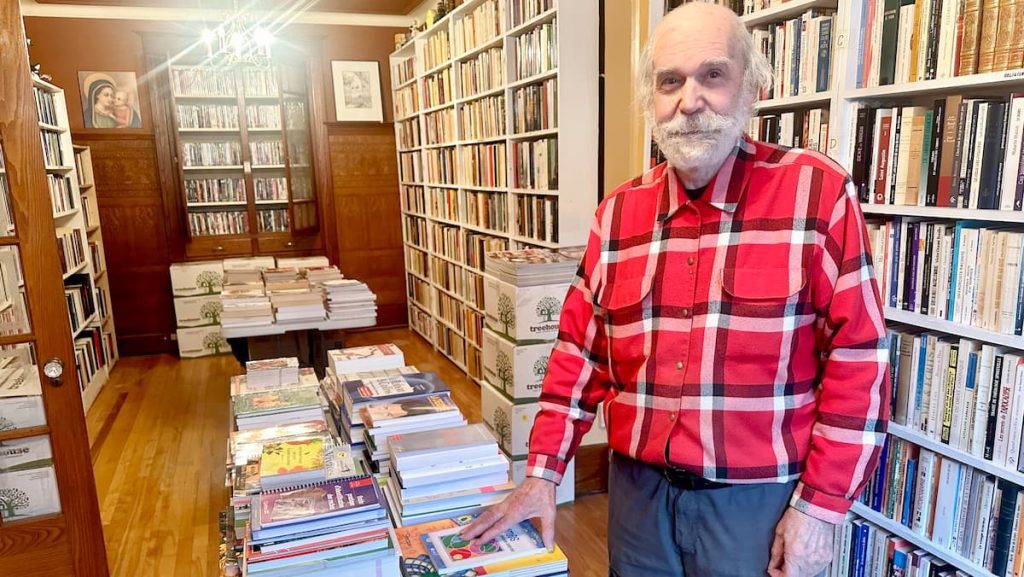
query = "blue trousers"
(608, 452, 798, 577)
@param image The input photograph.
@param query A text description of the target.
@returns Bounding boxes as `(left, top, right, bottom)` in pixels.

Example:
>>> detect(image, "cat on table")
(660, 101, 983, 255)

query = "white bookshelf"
(883, 308, 1024, 350)
(887, 423, 1024, 488)
(390, 0, 599, 382)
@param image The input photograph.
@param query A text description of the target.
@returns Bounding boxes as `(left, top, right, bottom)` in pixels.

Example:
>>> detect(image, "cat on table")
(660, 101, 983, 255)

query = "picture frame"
(78, 71, 143, 129)
(331, 60, 383, 122)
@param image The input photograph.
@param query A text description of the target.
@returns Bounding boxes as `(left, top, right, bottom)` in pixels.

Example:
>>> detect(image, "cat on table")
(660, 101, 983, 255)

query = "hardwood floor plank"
(86, 329, 609, 577)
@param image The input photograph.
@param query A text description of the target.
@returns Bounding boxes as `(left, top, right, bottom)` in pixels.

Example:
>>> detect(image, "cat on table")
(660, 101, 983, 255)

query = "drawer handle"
(286, 241, 294, 247)
(215, 245, 225, 251)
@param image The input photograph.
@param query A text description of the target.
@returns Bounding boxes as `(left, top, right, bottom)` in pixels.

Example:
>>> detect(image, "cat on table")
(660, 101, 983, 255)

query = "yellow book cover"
(260, 437, 324, 476)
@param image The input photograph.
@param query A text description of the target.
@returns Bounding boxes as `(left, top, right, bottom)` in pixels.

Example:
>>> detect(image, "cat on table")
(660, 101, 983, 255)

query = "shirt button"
(669, 414, 677, 421)
(687, 257, 695, 265)
(675, 361, 683, 370)
(682, 308, 691, 319)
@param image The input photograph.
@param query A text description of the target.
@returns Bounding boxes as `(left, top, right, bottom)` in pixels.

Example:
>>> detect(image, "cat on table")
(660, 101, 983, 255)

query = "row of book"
(460, 94, 505, 141)
(453, 0, 504, 56)
(255, 177, 289, 201)
(48, 174, 76, 215)
(404, 216, 428, 250)
(465, 189, 509, 231)
(514, 194, 558, 243)
(423, 29, 450, 72)
(432, 223, 464, 262)
(425, 147, 458, 185)
(513, 79, 556, 134)
(397, 118, 421, 150)
(428, 187, 460, 222)
(867, 219, 1024, 335)
(751, 9, 834, 100)
(402, 185, 427, 216)
(33, 87, 58, 126)
(55, 227, 86, 276)
(437, 290, 465, 333)
(188, 210, 248, 236)
(423, 67, 453, 110)
(408, 275, 432, 311)
(392, 58, 416, 88)
(177, 104, 239, 129)
(250, 141, 285, 166)
(65, 281, 96, 336)
(185, 177, 246, 204)
(509, 0, 554, 28)
(515, 20, 557, 82)
(852, 96, 1024, 211)
(889, 331, 1024, 469)
(170, 68, 237, 97)
(748, 108, 830, 153)
(257, 208, 290, 234)
(513, 137, 558, 190)
(395, 84, 419, 120)
(241, 69, 280, 98)
(39, 130, 63, 167)
(246, 105, 283, 129)
(857, 437, 1024, 576)
(406, 246, 428, 279)
(459, 143, 507, 188)
(74, 326, 110, 393)
(424, 107, 456, 145)
(181, 141, 242, 168)
(431, 255, 464, 296)
(399, 151, 421, 183)
(464, 231, 508, 271)
(459, 46, 505, 99)
(856, 0, 1024, 89)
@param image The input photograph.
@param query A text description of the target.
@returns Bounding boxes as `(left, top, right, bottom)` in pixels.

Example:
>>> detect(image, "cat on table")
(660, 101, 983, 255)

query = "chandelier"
(200, 2, 274, 67)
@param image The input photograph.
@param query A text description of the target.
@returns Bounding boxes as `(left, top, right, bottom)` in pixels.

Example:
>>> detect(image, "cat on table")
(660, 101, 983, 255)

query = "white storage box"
(170, 261, 224, 297)
(222, 256, 276, 271)
(176, 326, 231, 358)
(483, 275, 568, 344)
(0, 396, 46, 431)
(173, 295, 222, 328)
(482, 328, 554, 400)
(508, 451, 575, 505)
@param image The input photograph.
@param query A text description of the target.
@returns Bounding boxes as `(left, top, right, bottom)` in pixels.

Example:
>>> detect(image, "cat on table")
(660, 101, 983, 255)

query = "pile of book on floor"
(381, 423, 515, 528)
(223, 356, 403, 577)
(321, 279, 377, 324)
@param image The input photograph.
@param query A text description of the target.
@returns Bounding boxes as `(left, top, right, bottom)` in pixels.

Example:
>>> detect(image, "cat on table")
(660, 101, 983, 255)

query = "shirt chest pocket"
(596, 273, 654, 384)
(720, 266, 808, 315)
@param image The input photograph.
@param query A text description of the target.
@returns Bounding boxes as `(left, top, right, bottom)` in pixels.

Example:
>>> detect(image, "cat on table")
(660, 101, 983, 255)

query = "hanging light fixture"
(200, 0, 274, 67)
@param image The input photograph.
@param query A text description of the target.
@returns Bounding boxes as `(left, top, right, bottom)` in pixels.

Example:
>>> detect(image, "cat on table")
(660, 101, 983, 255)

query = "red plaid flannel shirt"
(526, 136, 890, 523)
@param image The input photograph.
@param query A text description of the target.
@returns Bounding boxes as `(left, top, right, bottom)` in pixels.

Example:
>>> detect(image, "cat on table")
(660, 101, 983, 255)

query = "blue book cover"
(342, 372, 451, 417)
(890, 217, 902, 308)
(901, 458, 916, 527)
(871, 436, 890, 512)
(913, 336, 928, 422)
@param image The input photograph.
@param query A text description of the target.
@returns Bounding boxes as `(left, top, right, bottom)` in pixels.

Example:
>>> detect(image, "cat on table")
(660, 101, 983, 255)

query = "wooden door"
(0, 3, 109, 576)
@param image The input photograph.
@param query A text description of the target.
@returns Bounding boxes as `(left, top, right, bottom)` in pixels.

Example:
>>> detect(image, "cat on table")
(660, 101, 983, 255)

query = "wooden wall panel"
(74, 134, 176, 355)
(327, 123, 406, 328)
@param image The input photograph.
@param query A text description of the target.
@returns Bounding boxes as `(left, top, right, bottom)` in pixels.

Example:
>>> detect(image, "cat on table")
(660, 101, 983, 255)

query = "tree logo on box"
(203, 332, 229, 354)
(492, 408, 511, 449)
(200, 300, 223, 325)
(0, 416, 14, 432)
(533, 356, 549, 379)
(0, 487, 29, 519)
(195, 270, 223, 294)
(496, 351, 513, 391)
(498, 294, 515, 333)
(536, 297, 561, 322)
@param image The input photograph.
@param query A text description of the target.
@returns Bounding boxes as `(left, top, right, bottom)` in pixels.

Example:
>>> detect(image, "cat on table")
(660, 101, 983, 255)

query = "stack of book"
(232, 385, 325, 431)
(221, 282, 274, 329)
(321, 365, 419, 450)
(482, 247, 599, 504)
(270, 290, 328, 324)
(395, 517, 568, 577)
(328, 343, 406, 375)
(263, 267, 300, 285)
(245, 357, 301, 389)
(224, 268, 263, 285)
(322, 279, 377, 322)
(382, 424, 515, 527)
(360, 387, 467, 474)
(306, 266, 345, 286)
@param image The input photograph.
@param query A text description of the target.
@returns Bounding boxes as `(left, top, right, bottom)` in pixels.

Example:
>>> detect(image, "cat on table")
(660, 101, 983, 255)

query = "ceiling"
(31, 0, 423, 15)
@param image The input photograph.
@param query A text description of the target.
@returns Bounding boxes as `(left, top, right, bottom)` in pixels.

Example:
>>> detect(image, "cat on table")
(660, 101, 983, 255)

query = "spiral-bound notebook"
(257, 475, 382, 529)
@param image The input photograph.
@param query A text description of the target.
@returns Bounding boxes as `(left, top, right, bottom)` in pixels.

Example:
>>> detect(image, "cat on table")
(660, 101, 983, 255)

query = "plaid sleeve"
(526, 215, 613, 485)
(790, 178, 891, 523)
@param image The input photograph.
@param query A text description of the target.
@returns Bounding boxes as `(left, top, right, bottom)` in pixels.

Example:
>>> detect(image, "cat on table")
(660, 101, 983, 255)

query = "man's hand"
(459, 477, 557, 549)
(767, 506, 835, 577)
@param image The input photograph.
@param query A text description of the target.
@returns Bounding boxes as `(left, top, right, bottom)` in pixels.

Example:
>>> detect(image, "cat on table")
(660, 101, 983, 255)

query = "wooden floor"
(86, 327, 609, 577)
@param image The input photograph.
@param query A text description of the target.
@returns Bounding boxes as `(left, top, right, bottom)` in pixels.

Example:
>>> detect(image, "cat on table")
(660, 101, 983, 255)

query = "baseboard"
(575, 443, 609, 495)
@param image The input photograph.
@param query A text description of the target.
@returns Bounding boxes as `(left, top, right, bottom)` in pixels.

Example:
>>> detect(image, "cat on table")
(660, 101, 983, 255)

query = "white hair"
(637, 12, 773, 122)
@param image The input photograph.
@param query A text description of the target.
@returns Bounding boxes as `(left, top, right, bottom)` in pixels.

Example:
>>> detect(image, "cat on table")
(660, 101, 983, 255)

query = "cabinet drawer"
(186, 237, 253, 259)
(257, 235, 321, 254)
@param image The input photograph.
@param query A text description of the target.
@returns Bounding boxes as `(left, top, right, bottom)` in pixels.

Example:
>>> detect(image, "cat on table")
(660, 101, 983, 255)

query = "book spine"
(978, 100, 1008, 210)
(941, 343, 959, 444)
(977, 0, 1003, 73)
(921, 224, 935, 314)
(959, 0, 984, 75)
(889, 107, 904, 204)
(855, 107, 873, 202)
(948, 100, 969, 207)
(927, 99, 945, 206)
(880, 0, 902, 85)
(817, 18, 832, 92)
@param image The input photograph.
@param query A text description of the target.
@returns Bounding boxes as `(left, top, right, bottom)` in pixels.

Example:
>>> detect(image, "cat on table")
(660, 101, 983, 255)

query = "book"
(257, 476, 382, 529)
(388, 424, 497, 469)
(361, 394, 460, 429)
(260, 437, 326, 490)
(423, 520, 546, 574)
(328, 344, 405, 374)
(342, 372, 451, 422)
(232, 386, 321, 417)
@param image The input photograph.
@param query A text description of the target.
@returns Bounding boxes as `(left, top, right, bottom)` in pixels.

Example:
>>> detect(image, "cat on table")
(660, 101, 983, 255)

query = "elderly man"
(463, 3, 889, 576)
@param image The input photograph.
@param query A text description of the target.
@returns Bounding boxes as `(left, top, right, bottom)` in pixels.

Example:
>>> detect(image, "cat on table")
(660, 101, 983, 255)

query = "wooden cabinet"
(143, 35, 328, 262)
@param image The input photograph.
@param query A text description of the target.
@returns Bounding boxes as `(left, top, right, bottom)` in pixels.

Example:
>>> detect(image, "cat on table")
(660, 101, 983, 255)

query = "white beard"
(652, 105, 751, 180)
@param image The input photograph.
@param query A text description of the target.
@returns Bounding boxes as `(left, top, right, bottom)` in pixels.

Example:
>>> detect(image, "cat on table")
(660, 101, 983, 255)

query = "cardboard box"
(482, 328, 554, 400)
(222, 256, 276, 271)
(173, 294, 222, 328)
(483, 275, 568, 344)
(0, 396, 45, 430)
(176, 326, 232, 358)
(508, 451, 575, 504)
(170, 261, 224, 297)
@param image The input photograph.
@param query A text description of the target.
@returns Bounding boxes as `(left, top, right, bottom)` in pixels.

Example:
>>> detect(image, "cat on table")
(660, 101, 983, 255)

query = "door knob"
(43, 357, 64, 386)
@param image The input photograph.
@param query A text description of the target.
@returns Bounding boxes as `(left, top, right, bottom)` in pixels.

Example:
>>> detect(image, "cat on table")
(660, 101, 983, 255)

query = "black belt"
(660, 465, 732, 491)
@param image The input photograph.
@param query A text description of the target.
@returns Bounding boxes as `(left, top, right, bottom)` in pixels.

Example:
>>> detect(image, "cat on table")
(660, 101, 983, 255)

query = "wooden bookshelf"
(390, 0, 599, 382)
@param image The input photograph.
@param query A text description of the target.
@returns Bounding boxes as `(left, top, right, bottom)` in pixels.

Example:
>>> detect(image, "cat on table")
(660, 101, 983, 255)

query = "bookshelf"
(390, 0, 599, 383)
(164, 62, 320, 259)
(33, 78, 115, 412)
(652, 2, 1024, 576)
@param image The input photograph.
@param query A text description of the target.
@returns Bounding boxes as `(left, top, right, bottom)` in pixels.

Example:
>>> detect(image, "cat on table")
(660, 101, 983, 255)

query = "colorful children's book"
(424, 520, 546, 573)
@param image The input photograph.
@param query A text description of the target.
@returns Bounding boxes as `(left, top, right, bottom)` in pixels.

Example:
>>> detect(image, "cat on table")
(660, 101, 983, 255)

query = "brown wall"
(25, 16, 408, 354)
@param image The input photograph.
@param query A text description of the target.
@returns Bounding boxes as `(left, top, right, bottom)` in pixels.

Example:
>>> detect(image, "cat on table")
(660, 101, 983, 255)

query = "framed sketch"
(331, 60, 383, 122)
(78, 71, 143, 129)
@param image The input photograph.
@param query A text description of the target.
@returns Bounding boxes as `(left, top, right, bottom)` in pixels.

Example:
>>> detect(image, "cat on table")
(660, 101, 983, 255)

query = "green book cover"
(232, 386, 320, 416)
(879, 0, 903, 86)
